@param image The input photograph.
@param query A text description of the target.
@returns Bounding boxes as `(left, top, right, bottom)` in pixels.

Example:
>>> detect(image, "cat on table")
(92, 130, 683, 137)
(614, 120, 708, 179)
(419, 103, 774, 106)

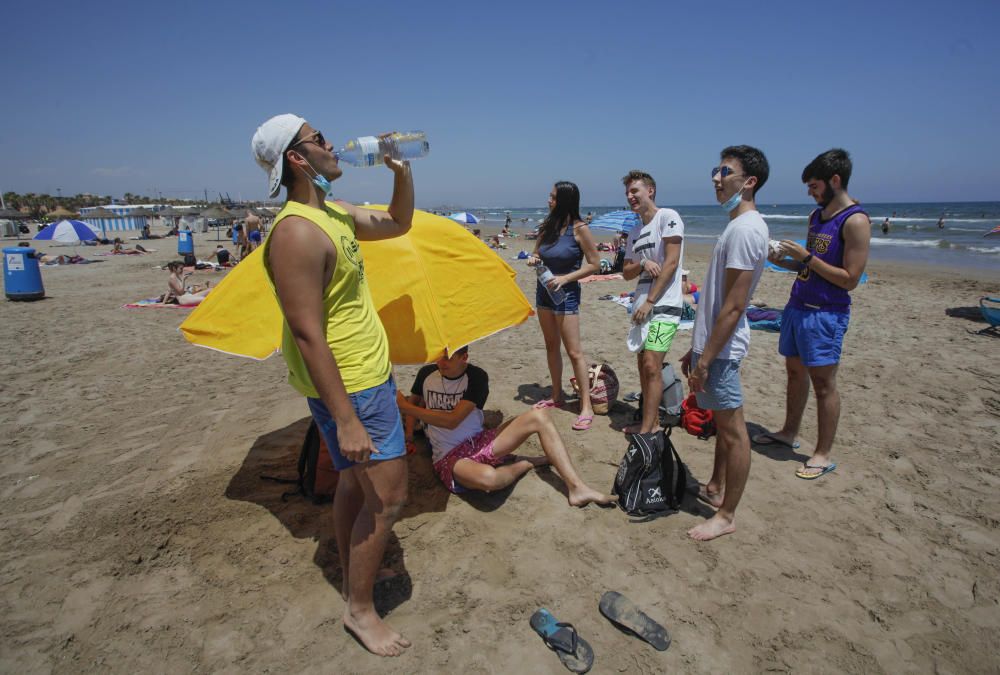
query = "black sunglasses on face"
(292, 130, 327, 149)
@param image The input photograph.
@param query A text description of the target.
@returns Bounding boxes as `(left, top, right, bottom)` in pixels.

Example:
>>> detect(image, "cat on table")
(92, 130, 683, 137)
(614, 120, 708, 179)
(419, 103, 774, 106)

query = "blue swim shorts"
(778, 305, 851, 367)
(535, 280, 581, 315)
(691, 352, 743, 411)
(307, 376, 406, 471)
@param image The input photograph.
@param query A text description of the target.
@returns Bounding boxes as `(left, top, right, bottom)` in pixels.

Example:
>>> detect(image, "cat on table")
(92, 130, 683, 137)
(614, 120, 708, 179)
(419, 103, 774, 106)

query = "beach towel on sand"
(122, 297, 198, 309)
(746, 306, 783, 332)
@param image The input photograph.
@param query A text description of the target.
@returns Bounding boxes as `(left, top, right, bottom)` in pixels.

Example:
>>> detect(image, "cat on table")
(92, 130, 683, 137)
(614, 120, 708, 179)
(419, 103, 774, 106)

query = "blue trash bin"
(3, 247, 45, 301)
(178, 230, 194, 255)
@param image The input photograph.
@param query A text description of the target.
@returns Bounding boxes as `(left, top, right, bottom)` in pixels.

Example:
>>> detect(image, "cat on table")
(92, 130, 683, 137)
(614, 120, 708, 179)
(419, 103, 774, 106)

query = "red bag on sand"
(680, 394, 716, 440)
(571, 363, 620, 415)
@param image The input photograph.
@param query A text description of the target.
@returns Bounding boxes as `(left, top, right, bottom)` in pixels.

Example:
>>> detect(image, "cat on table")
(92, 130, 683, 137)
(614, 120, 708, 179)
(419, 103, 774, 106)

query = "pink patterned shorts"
(433, 428, 512, 494)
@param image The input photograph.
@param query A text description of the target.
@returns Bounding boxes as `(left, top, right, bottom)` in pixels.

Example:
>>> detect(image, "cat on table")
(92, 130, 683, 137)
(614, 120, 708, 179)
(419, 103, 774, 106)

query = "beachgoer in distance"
(881, 217, 890, 235)
(682, 269, 699, 307)
(252, 114, 414, 657)
(504, 212, 512, 229)
(680, 145, 771, 542)
(526, 181, 601, 431)
(937, 215, 945, 229)
(246, 211, 263, 252)
(758, 148, 871, 480)
(397, 347, 615, 506)
(205, 244, 231, 265)
(162, 261, 210, 305)
(620, 170, 685, 434)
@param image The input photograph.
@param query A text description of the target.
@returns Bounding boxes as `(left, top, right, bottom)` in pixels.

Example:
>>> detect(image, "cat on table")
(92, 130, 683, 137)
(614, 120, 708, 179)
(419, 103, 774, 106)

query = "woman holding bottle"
(527, 181, 601, 431)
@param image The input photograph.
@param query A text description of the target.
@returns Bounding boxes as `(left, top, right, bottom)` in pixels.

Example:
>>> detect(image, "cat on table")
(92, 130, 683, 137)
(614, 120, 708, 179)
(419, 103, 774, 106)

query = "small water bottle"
(336, 131, 430, 167)
(535, 264, 567, 305)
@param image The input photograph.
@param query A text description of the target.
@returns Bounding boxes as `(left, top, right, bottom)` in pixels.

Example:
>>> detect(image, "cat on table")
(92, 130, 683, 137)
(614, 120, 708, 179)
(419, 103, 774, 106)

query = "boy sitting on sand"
(397, 347, 614, 507)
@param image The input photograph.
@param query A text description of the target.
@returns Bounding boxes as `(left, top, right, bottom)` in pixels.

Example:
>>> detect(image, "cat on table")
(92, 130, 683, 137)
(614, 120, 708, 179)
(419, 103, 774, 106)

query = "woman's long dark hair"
(539, 181, 582, 245)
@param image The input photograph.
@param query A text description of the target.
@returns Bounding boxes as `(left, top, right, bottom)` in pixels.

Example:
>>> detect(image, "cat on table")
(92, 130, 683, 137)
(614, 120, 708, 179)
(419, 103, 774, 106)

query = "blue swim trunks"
(307, 376, 406, 471)
(535, 280, 581, 315)
(778, 306, 851, 367)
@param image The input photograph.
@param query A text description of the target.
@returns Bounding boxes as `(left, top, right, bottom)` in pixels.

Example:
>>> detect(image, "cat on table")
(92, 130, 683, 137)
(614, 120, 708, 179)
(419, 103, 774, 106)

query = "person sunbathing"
(161, 261, 211, 305)
(397, 346, 615, 507)
(112, 238, 149, 255)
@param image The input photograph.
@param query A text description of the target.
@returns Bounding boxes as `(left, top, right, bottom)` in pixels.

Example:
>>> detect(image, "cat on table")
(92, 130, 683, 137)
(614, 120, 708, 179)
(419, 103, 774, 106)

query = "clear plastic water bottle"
(336, 131, 430, 167)
(535, 264, 567, 305)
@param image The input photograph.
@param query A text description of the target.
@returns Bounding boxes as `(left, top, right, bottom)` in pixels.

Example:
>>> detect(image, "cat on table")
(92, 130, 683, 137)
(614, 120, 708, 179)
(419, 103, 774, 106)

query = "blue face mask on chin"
(720, 180, 749, 212)
(298, 157, 333, 196)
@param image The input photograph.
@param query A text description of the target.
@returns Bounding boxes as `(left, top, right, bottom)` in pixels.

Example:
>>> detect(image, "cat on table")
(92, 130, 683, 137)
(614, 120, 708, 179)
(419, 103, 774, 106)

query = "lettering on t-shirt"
(425, 390, 463, 411)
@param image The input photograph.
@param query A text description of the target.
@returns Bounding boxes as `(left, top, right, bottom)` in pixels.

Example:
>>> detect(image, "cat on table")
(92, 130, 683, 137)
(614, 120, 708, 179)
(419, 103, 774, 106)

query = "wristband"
(802, 254, 814, 266)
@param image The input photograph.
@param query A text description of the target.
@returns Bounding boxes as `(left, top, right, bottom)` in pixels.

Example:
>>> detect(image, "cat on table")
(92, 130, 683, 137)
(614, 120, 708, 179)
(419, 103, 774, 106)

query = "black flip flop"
(599, 591, 671, 651)
(530, 608, 594, 673)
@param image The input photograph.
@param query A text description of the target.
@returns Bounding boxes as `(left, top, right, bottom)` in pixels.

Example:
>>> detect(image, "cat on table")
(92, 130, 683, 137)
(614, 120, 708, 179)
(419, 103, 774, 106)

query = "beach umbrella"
(47, 206, 78, 219)
(33, 219, 99, 244)
(448, 212, 479, 225)
(589, 210, 640, 232)
(200, 205, 235, 220)
(0, 207, 28, 220)
(984, 224, 1000, 238)
(180, 208, 534, 363)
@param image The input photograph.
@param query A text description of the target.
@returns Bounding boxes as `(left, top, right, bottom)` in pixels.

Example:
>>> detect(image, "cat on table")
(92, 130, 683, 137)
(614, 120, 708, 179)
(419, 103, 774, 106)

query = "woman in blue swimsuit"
(527, 181, 601, 430)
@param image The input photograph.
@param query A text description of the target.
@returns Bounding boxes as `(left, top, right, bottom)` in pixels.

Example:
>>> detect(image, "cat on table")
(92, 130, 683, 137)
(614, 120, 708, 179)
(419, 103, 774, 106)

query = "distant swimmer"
(881, 217, 890, 234)
(937, 216, 945, 229)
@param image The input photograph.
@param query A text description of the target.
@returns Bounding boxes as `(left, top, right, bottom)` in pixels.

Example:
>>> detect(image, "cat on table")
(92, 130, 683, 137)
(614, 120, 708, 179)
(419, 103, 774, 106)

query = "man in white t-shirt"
(680, 145, 770, 542)
(397, 347, 614, 507)
(621, 170, 685, 434)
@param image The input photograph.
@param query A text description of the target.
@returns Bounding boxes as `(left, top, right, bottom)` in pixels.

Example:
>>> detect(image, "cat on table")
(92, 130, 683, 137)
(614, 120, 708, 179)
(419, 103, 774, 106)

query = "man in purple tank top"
(757, 149, 871, 480)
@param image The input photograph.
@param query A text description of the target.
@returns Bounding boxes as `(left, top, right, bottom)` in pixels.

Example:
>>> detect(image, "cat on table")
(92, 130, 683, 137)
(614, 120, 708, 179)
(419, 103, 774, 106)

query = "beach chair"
(975, 297, 1000, 337)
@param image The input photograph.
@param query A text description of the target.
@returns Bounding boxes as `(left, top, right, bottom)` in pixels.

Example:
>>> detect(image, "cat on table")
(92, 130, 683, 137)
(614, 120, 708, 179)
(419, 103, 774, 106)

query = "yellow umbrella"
(179, 207, 534, 364)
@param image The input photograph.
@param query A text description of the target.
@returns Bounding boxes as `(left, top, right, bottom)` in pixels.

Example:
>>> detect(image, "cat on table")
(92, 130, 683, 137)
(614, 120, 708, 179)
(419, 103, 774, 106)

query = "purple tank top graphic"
(788, 204, 867, 312)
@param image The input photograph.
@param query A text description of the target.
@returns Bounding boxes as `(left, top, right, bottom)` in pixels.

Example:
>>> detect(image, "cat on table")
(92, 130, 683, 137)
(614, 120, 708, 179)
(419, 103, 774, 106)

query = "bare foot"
(568, 486, 618, 508)
(696, 483, 723, 508)
(687, 514, 736, 541)
(343, 608, 411, 657)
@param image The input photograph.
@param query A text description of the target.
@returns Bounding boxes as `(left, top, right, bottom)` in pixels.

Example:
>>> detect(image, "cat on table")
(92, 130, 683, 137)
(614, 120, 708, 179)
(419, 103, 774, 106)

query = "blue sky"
(2, 0, 997, 207)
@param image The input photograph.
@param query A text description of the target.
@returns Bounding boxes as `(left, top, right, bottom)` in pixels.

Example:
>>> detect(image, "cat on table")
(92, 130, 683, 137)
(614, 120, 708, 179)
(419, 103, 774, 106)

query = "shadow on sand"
(225, 417, 451, 617)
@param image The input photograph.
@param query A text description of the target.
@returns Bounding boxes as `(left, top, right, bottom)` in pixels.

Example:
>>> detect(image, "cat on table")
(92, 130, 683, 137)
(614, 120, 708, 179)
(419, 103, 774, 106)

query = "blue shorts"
(249, 230, 262, 244)
(778, 305, 850, 367)
(535, 281, 581, 315)
(307, 376, 406, 471)
(691, 352, 743, 411)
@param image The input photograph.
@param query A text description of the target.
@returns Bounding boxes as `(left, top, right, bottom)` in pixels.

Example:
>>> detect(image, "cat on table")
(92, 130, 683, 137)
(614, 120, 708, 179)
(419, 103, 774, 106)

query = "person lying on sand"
(397, 346, 615, 507)
(111, 238, 149, 254)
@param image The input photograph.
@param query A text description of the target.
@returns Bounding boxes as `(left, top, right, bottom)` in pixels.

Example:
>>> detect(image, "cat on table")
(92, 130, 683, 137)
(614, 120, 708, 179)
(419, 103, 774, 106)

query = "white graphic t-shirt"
(691, 210, 769, 361)
(411, 364, 489, 463)
(625, 208, 686, 321)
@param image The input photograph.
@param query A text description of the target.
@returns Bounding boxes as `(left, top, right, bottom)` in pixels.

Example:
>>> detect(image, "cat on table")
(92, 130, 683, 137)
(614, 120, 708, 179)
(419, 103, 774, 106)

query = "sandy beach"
(1, 234, 998, 673)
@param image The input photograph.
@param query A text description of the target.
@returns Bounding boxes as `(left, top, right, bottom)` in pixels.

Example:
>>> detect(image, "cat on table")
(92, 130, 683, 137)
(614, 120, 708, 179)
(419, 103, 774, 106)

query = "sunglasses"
(291, 130, 327, 149)
(712, 166, 743, 179)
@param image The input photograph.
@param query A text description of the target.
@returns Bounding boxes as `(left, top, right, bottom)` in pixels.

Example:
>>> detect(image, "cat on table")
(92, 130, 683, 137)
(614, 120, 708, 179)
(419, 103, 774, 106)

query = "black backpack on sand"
(612, 427, 688, 518)
(260, 420, 337, 504)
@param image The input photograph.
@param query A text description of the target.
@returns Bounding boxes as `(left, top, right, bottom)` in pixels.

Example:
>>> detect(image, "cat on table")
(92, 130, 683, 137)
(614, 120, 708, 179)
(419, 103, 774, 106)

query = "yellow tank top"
(264, 200, 391, 396)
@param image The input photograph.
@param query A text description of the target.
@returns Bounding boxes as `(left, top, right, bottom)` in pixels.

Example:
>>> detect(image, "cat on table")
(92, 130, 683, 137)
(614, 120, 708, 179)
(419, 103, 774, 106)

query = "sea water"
(469, 201, 1000, 272)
